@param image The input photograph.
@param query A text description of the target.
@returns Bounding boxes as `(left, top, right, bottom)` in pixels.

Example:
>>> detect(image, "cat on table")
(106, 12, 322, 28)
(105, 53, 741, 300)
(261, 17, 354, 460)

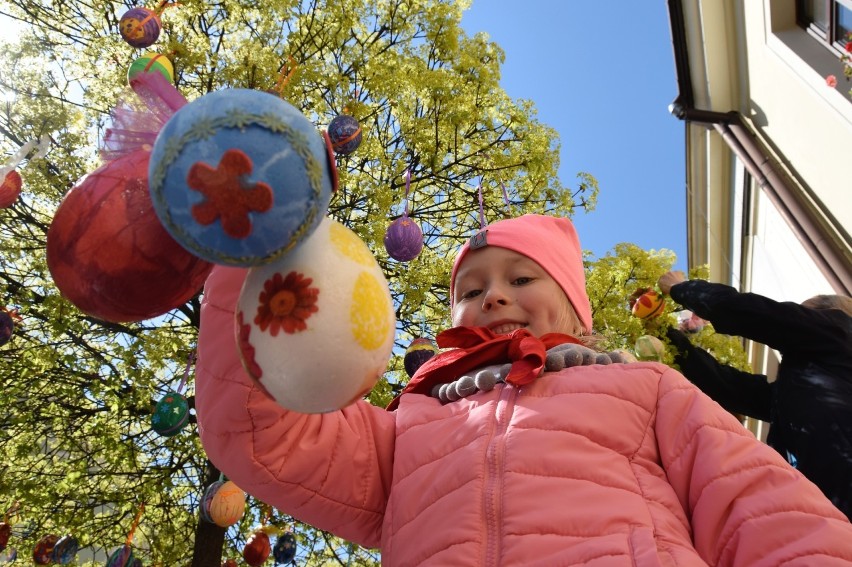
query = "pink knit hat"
(450, 214, 593, 332)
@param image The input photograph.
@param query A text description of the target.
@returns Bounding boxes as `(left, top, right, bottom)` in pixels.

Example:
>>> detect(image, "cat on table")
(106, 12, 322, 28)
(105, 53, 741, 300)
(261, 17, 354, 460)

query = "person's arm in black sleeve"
(666, 328, 773, 421)
(666, 278, 840, 357)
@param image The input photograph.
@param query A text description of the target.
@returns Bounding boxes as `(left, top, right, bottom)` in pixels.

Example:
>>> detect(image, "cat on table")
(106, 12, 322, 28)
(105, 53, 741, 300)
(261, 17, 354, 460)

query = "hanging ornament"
(221, 560, 239, 567)
(0, 170, 22, 209)
(384, 169, 423, 262)
(148, 88, 337, 267)
(634, 335, 665, 361)
(0, 523, 8, 552)
(676, 309, 706, 334)
(243, 530, 271, 567)
(0, 307, 20, 347)
(107, 504, 144, 567)
(50, 534, 79, 565)
(118, 2, 174, 49)
(32, 534, 59, 565)
(127, 52, 174, 85)
(404, 337, 438, 378)
(46, 149, 213, 323)
(200, 478, 246, 528)
(151, 352, 193, 437)
(0, 134, 50, 209)
(236, 217, 395, 413)
(326, 114, 362, 155)
(628, 288, 666, 320)
(272, 531, 297, 564)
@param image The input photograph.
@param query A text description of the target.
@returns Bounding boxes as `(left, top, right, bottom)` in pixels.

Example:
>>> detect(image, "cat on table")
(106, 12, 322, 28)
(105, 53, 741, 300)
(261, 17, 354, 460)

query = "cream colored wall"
(744, 0, 852, 230)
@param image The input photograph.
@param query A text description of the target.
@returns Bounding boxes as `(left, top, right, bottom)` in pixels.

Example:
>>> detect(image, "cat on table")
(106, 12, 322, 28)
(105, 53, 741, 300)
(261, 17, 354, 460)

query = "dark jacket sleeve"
(666, 328, 772, 421)
(668, 280, 846, 363)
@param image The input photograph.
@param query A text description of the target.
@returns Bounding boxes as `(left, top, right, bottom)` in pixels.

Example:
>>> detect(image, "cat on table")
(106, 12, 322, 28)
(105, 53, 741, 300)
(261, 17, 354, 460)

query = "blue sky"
(461, 1, 688, 271)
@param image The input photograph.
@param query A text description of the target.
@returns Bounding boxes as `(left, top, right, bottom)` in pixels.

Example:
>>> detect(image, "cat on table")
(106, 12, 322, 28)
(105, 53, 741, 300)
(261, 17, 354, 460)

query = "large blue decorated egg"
(149, 89, 337, 266)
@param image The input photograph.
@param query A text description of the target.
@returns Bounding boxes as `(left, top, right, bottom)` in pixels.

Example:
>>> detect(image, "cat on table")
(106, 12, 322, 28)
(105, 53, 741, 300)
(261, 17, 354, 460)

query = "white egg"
(235, 216, 395, 413)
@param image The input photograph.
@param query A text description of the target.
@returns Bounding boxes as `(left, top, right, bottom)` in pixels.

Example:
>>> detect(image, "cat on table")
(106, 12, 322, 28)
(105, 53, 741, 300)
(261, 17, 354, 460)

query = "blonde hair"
(801, 294, 852, 317)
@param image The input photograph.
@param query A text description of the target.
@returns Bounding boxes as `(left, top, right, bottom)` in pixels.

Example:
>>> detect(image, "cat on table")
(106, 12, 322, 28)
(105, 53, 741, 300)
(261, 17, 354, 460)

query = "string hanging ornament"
(476, 177, 515, 229)
(384, 168, 424, 262)
(0, 134, 50, 209)
(151, 351, 194, 437)
(243, 506, 273, 567)
(118, 1, 179, 49)
(200, 472, 246, 528)
(105, 503, 145, 567)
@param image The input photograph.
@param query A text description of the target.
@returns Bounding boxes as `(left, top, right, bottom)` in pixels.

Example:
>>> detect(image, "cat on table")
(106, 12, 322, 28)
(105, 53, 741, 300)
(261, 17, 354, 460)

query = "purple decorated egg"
(404, 337, 438, 378)
(327, 115, 362, 155)
(106, 544, 135, 567)
(149, 89, 337, 267)
(0, 310, 14, 347)
(384, 216, 423, 262)
(119, 7, 161, 49)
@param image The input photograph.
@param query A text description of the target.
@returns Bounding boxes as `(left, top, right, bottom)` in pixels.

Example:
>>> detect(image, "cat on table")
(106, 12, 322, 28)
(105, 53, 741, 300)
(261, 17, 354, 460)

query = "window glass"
(806, 0, 830, 31)
(836, 3, 852, 40)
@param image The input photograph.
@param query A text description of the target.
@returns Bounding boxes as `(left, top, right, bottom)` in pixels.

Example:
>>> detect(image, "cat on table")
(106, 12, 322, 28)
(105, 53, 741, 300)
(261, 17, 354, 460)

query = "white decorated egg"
(236, 216, 395, 413)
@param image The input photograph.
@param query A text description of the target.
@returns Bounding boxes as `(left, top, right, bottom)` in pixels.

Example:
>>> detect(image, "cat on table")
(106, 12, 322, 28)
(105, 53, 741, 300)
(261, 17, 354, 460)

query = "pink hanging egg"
(0, 170, 22, 208)
(46, 150, 213, 323)
(383, 216, 423, 262)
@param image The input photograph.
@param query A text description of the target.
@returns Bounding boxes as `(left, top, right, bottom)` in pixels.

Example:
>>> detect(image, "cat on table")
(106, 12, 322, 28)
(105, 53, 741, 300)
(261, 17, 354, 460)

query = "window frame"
(797, 0, 852, 55)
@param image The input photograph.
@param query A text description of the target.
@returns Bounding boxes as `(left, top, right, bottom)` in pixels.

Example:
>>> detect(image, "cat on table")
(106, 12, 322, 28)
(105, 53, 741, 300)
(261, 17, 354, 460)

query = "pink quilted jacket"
(195, 266, 852, 566)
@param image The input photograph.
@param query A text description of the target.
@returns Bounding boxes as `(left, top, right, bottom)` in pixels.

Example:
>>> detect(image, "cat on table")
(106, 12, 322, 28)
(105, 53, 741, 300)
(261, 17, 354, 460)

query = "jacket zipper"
(484, 383, 517, 565)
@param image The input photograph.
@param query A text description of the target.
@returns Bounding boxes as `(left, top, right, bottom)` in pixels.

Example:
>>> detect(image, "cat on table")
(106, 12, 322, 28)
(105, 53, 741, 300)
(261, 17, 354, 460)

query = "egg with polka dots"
(236, 216, 395, 413)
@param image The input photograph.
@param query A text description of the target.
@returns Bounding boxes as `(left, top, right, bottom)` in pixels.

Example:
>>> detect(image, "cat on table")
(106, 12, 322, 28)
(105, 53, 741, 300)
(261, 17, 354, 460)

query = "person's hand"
(658, 270, 687, 295)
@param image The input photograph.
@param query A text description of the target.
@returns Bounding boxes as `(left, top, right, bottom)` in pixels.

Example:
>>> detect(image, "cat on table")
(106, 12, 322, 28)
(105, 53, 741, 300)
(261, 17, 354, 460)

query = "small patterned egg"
(0, 170, 22, 208)
(149, 89, 337, 267)
(404, 337, 438, 378)
(32, 534, 58, 565)
(327, 115, 362, 155)
(51, 534, 79, 564)
(630, 288, 666, 319)
(200, 480, 245, 527)
(236, 217, 395, 413)
(272, 532, 297, 564)
(128, 52, 174, 84)
(383, 216, 423, 262)
(106, 544, 134, 567)
(151, 391, 189, 437)
(119, 7, 162, 48)
(243, 531, 271, 567)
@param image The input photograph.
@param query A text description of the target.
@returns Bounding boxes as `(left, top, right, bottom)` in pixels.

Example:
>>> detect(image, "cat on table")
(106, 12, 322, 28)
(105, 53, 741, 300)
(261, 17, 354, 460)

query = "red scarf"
(387, 326, 581, 410)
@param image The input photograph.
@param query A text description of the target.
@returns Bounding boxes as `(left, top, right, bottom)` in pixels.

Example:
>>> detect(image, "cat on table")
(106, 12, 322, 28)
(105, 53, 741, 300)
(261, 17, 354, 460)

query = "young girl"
(195, 214, 852, 566)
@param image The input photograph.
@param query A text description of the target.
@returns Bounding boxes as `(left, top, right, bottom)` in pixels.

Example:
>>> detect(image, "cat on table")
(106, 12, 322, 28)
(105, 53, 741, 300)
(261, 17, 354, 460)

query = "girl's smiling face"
(451, 246, 582, 338)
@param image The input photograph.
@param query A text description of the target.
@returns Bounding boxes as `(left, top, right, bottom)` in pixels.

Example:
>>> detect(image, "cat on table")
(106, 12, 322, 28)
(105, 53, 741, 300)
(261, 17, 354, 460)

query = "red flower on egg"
(187, 149, 273, 239)
(255, 271, 319, 336)
(237, 311, 263, 379)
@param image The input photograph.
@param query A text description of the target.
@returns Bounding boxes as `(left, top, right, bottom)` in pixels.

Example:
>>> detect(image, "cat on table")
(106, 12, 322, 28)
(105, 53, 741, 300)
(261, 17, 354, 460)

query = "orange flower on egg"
(255, 271, 319, 336)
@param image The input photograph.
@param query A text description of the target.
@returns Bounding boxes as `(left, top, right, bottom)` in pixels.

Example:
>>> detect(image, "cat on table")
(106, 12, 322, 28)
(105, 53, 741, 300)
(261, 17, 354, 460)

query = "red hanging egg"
(0, 170, 22, 208)
(383, 215, 423, 262)
(221, 560, 239, 567)
(32, 534, 58, 565)
(243, 530, 271, 567)
(0, 522, 10, 551)
(46, 150, 213, 323)
(0, 310, 14, 347)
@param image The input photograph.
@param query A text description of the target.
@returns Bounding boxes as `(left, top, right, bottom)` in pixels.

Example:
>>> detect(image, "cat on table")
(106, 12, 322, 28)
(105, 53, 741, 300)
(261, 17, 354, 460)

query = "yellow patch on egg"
(350, 271, 392, 351)
(330, 221, 374, 266)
